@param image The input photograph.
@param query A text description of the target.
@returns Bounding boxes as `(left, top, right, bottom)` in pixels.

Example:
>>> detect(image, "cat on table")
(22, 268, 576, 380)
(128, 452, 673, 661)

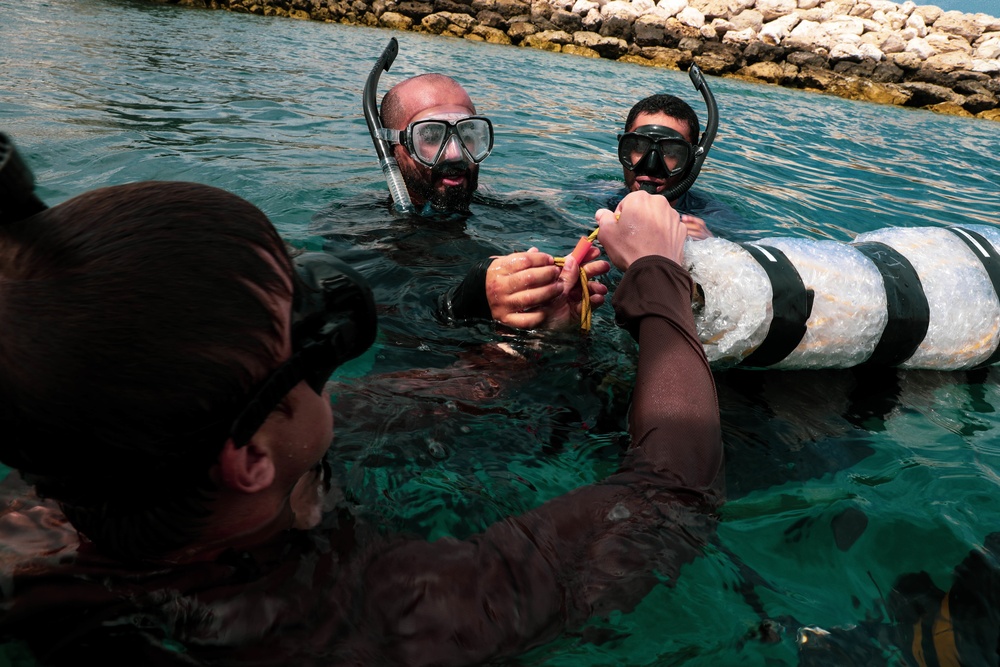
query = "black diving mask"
(617, 125, 695, 180)
(381, 116, 494, 168)
(229, 252, 377, 447)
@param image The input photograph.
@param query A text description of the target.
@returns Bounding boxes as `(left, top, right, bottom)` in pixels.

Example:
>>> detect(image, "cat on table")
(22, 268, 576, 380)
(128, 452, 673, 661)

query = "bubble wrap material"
(683, 226, 1000, 370)
(854, 227, 1000, 370)
(685, 237, 771, 366)
(764, 238, 888, 370)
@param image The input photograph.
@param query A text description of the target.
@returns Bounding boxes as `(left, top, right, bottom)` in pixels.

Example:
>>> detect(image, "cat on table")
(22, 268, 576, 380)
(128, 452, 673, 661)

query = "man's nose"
(440, 135, 466, 163)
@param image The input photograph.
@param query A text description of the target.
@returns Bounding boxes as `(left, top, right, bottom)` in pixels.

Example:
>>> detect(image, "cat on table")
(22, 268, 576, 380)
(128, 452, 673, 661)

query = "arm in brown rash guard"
(356, 254, 723, 667)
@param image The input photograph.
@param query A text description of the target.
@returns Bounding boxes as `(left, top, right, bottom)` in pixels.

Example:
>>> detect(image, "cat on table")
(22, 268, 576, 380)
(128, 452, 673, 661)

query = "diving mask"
(617, 125, 697, 181)
(229, 252, 377, 447)
(381, 116, 494, 168)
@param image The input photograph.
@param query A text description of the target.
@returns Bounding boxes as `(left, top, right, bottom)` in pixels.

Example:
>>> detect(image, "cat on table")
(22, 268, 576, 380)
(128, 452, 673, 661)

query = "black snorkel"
(0, 132, 48, 224)
(363, 38, 415, 215)
(659, 63, 718, 202)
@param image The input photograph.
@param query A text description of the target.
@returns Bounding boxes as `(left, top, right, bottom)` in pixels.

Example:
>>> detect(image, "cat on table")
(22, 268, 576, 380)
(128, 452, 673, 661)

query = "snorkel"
(0, 132, 48, 224)
(364, 38, 415, 215)
(658, 64, 718, 201)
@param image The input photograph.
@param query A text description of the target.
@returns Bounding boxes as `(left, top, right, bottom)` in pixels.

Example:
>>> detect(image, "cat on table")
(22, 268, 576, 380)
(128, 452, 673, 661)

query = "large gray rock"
(787, 49, 829, 67)
(394, 1, 434, 18)
(723, 27, 757, 44)
(732, 8, 765, 31)
(905, 36, 936, 59)
(493, 0, 529, 18)
(757, 0, 797, 21)
(933, 10, 985, 42)
(379, 11, 414, 28)
(634, 15, 667, 45)
(550, 8, 584, 31)
(420, 12, 451, 31)
(738, 60, 799, 82)
(477, 9, 509, 28)
(506, 20, 539, 40)
(976, 14, 1000, 33)
(759, 13, 800, 44)
(900, 80, 962, 105)
(871, 59, 904, 81)
(926, 32, 974, 54)
(574, 30, 629, 56)
(434, 0, 473, 11)
(690, 0, 731, 19)
(743, 39, 786, 61)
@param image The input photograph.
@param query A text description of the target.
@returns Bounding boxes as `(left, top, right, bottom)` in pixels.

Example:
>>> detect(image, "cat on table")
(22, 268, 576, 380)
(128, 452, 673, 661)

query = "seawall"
(152, 0, 1000, 121)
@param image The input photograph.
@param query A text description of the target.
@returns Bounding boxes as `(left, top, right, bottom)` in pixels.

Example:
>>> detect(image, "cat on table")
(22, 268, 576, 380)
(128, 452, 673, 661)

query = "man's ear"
(216, 439, 276, 494)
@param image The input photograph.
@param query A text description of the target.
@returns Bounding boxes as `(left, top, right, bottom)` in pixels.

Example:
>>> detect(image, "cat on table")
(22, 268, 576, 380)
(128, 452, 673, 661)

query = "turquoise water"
(3, 0, 1000, 664)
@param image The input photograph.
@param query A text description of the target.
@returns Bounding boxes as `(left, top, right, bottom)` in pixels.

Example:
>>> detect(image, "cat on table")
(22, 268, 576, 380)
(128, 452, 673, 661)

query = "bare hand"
(486, 247, 609, 330)
(680, 213, 713, 241)
(595, 190, 687, 271)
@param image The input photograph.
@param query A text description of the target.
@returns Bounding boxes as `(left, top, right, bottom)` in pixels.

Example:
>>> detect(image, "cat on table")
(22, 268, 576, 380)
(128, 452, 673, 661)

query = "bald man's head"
(379, 74, 482, 213)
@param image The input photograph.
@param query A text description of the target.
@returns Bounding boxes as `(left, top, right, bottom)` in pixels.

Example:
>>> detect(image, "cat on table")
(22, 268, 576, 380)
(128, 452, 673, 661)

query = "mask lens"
(410, 120, 449, 166)
(618, 134, 653, 170)
(656, 140, 691, 174)
(455, 118, 493, 163)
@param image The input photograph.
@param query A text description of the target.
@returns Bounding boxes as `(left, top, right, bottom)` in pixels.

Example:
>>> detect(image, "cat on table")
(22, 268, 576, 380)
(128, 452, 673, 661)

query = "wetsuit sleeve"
(361, 256, 723, 666)
(437, 258, 493, 323)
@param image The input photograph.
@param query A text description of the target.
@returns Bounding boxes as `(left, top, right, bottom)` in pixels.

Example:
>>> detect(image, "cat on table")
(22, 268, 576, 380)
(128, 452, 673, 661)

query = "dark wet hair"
(624, 94, 700, 144)
(0, 181, 293, 561)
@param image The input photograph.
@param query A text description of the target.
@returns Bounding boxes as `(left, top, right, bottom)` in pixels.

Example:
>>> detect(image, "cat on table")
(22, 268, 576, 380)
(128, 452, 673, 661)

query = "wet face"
(390, 80, 480, 213)
(622, 111, 695, 201)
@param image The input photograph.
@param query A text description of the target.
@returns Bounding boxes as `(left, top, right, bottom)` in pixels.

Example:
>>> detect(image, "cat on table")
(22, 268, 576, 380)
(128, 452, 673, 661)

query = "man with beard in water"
(379, 73, 484, 215)
(375, 73, 610, 330)
(0, 158, 723, 666)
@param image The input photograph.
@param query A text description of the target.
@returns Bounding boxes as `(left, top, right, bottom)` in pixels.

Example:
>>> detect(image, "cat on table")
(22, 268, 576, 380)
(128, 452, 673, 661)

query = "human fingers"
(599, 191, 686, 269)
(495, 276, 566, 314)
(582, 259, 611, 279)
(487, 251, 555, 277)
(499, 310, 550, 330)
(680, 214, 713, 240)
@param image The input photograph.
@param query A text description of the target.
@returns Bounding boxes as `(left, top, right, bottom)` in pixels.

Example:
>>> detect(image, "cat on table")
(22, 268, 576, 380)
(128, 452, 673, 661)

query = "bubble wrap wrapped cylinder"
(685, 225, 1000, 370)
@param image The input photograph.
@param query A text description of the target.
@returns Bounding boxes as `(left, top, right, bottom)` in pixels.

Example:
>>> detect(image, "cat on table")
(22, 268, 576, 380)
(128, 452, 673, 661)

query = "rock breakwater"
(155, 0, 1000, 120)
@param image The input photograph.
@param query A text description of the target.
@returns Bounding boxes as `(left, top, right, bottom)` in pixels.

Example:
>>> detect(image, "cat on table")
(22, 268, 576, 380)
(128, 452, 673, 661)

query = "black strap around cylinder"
(853, 241, 929, 367)
(738, 244, 813, 368)
(947, 226, 1000, 368)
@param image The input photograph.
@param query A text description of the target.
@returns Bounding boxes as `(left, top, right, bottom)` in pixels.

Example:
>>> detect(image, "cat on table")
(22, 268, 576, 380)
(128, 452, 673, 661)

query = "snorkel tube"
(0, 133, 48, 224)
(660, 64, 718, 202)
(363, 38, 415, 215)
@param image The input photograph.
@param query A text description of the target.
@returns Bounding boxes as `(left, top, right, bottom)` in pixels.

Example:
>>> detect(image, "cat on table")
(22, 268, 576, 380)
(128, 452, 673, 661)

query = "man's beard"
(429, 175, 476, 213)
(401, 160, 477, 213)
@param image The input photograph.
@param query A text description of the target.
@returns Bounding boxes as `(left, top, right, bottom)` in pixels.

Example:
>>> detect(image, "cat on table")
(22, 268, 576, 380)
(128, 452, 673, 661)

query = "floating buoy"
(687, 225, 1000, 370)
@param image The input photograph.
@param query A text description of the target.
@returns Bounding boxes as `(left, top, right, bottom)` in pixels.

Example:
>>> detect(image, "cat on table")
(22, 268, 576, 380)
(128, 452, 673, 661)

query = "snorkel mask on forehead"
(617, 64, 719, 201)
(0, 131, 377, 449)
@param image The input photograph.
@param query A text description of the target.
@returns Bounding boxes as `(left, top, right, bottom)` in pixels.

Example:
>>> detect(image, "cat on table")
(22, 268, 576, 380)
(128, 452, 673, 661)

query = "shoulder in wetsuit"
(0, 255, 721, 666)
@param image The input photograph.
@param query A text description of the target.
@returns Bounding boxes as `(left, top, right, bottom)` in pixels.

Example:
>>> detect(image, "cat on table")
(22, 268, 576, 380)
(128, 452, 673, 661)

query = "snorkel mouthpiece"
(0, 132, 48, 225)
(638, 182, 660, 194)
(363, 38, 415, 215)
(661, 64, 718, 202)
